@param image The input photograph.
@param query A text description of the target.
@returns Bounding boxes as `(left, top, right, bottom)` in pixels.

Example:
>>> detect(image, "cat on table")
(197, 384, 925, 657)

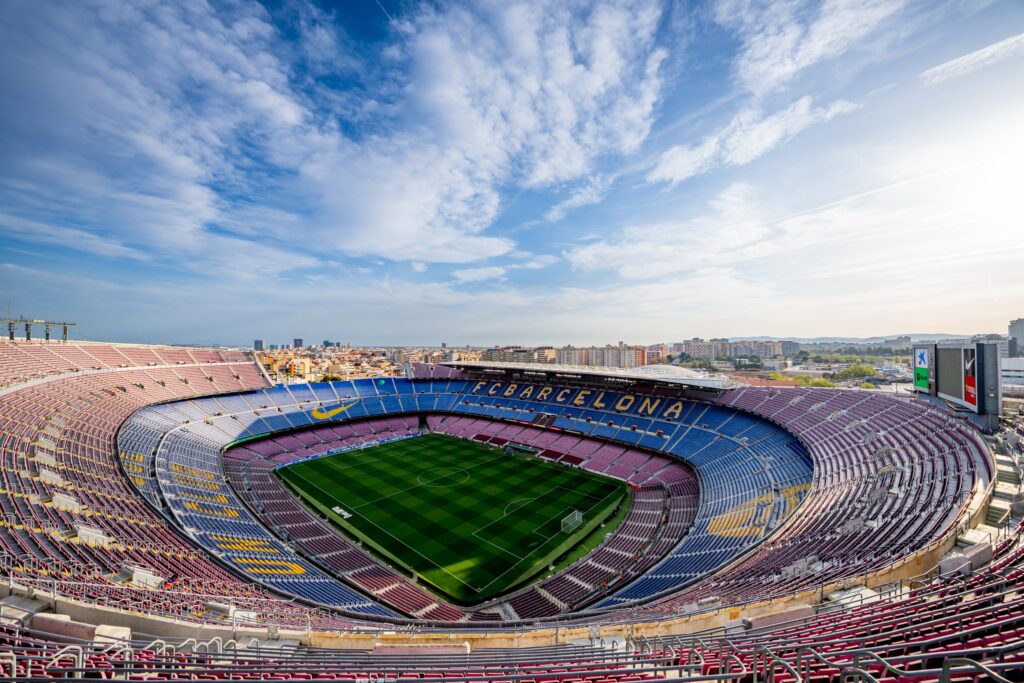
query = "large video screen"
(963, 347, 977, 408)
(936, 348, 964, 400)
(913, 347, 930, 391)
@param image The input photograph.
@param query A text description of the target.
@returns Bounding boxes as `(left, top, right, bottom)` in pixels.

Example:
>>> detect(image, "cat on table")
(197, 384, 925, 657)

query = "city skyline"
(1, 1, 1023, 344)
(137, 325, 1019, 350)
(0, 311, 1016, 348)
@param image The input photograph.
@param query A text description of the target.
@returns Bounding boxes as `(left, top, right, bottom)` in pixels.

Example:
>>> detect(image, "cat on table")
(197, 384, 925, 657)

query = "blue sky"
(1, 0, 1022, 346)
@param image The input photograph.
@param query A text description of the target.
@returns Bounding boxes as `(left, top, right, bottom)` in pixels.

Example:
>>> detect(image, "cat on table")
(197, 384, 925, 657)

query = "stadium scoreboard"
(913, 341, 1001, 418)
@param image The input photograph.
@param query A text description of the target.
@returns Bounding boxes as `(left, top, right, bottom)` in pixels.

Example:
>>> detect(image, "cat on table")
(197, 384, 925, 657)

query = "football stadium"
(0, 337, 1019, 680)
(3, 0, 1024, 679)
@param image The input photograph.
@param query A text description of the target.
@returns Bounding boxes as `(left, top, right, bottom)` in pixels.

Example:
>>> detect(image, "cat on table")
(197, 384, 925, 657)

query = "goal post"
(504, 442, 539, 457)
(561, 509, 583, 534)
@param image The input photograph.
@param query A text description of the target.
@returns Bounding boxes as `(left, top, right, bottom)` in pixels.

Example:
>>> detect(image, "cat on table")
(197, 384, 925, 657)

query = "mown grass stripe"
(277, 433, 628, 604)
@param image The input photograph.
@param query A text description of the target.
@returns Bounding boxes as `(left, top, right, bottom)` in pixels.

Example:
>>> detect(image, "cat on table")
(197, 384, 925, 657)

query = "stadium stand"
(0, 341, 366, 629)
(114, 374, 989, 626)
(224, 418, 465, 621)
(0, 343, 1017, 680)
(637, 386, 994, 609)
(119, 377, 813, 619)
(0, 527, 1021, 679)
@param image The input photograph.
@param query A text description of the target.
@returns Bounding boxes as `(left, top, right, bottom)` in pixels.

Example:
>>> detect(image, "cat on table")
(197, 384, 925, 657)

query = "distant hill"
(729, 334, 970, 344)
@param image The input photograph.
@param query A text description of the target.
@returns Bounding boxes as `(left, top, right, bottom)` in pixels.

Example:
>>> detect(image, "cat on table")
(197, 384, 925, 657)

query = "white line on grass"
(503, 497, 537, 515)
(470, 533, 523, 561)
(286, 437, 511, 593)
(285, 468, 480, 592)
(287, 437, 625, 598)
(313, 436, 488, 507)
(528, 487, 622, 539)
(473, 485, 624, 593)
(472, 484, 606, 543)
(347, 451, 506, 510)
(318, 441, 418, 473)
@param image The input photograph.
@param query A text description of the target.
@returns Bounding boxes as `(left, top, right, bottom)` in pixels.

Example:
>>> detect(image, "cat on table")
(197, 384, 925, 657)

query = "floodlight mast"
(0, 317, 76, 342)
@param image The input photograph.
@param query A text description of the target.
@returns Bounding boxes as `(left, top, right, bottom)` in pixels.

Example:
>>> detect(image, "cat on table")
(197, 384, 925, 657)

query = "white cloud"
(572, 98, 1024, 337)
(4, 0, 1021, 345)
(566, 183, 766, 279)
(299, 1, 668, 262)
(452, 266, 507, 283)
(544, 175, 615, 222)
(921, 32, 1024, 86)
(0, 262, 123, 294)
(647, 97, 857, 185)
(0, 0, 670, 269)
(0, 1, 321, 277)
(450, 253, 557, 283)
(645, 136, 721, 187)
(514, 254, 559, 270)
(233, 80, 305, 126)
(714, 0, 903, 94)
(723, 97, 858, 164)
(0, 214, 148, 260)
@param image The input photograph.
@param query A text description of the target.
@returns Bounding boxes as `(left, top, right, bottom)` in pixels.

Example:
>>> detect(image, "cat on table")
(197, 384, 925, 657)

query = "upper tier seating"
(621, 386, 992, 613)
(0, 525, 1022, 679)
(0, 346, 995, 636)
(0, 342, 361, 629)
(0, 340, 254, 388)
(0, 348, 1011, 678)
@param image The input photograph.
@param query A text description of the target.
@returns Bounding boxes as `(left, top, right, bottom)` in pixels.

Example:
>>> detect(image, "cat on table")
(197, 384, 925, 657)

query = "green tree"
(836, 363, 877, 380)
(791, 374, 835, 387)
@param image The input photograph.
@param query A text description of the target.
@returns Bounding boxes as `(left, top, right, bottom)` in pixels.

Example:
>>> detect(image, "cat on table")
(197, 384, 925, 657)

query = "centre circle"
(417, 467, 470, 487)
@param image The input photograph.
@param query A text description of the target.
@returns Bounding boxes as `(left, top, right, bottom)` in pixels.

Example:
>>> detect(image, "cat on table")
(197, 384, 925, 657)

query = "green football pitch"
(276, 433, 629, 604)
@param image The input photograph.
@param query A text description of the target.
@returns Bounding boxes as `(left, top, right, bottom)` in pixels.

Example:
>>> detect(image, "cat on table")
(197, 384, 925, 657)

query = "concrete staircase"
(0, 594, 50, 626)
(988, 453, 1021, 526)
(956, 524, 1000, 549)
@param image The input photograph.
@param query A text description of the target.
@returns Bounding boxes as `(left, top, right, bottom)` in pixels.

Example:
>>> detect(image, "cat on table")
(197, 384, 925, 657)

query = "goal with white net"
(561, 509, 583, 534)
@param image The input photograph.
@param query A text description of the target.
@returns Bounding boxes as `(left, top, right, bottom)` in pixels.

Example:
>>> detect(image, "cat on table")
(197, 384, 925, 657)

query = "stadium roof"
(441, 361, 739, 390)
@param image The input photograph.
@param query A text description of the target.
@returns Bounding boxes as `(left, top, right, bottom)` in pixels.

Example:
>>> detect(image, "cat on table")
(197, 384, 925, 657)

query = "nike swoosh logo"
(310, 402, 359, 420)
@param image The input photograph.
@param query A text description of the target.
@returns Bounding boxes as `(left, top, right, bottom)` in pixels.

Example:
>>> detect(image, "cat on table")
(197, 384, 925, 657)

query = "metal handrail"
(752, 644, 781, 683)
(101, 641, 133, 665)
(851, 649, 915, 679)
(837, 666, 880, 682)
(0, 651, 16, 679)
(699, 590, 1024, 657)
(940, 657, 1013, 683)
(794, 646, 837, 681)
(683, 642, 705, 672)
(45, 645, 83, 672)
(765, 656, 804, 683)
(661, 527, 1022, 651)
(720, 652, 747, 678)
